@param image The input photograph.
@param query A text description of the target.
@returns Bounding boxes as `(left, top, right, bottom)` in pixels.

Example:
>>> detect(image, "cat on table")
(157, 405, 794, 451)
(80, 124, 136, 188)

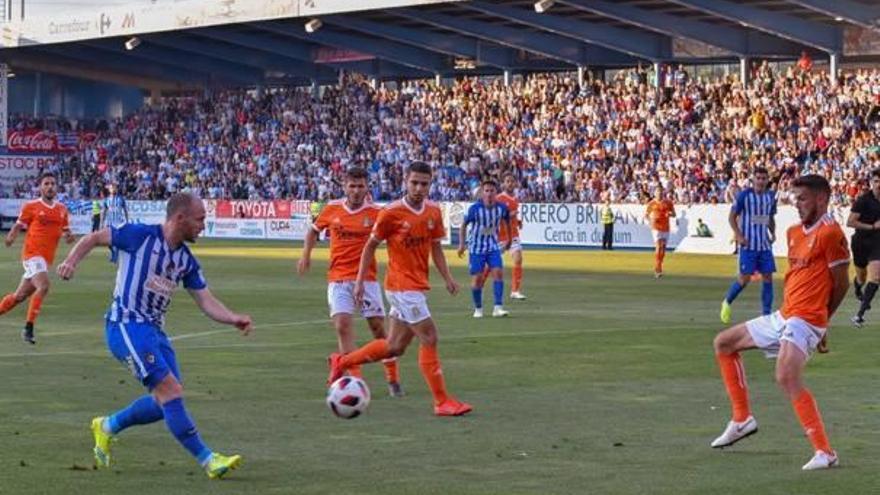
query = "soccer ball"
(326, 376, 371, 419)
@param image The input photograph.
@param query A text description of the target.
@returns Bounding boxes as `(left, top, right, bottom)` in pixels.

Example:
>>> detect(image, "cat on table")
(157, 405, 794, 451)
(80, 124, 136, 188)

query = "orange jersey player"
(327, 161, 472, 416)
(645, 190, 676, 278)
(710, 175, 849, 471)
(498, 173, 526, 300)
(298, 167, 402, 397)
(1, 172, 75, 344)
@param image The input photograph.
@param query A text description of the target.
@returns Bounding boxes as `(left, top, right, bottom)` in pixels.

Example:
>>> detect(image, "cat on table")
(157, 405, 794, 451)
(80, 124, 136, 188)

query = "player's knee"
(774, 369, 800, 394)
(152, 376, 184, 404)
(35, 285, 49, 297)
(388, 342, 406, 357)
(713, 333, 733, 354)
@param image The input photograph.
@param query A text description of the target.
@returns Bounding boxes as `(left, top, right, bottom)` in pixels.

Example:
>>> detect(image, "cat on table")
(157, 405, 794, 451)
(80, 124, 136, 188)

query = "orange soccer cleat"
(327, 353, 345, 385)
(434, 399, 473, 417)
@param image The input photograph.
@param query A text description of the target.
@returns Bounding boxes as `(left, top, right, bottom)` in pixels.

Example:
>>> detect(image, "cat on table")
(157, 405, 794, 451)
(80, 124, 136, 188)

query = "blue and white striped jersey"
(464, 200, 509, 254)
(103, 194, 128, 228)
(732, 187, 777, 251)
(106, 223, 207, 328)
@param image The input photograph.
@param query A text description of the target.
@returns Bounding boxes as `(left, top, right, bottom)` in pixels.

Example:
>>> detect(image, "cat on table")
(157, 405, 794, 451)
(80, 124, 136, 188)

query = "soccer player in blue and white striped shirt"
(721, 167, 778, 323)
(57, 193, 252, 479)
(458, 179, 512, 318)
(102, 184, 129, 264)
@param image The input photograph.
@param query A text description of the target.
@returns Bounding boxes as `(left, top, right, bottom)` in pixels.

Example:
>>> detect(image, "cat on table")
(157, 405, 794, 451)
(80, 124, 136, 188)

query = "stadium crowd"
(5, 62, 880, 205)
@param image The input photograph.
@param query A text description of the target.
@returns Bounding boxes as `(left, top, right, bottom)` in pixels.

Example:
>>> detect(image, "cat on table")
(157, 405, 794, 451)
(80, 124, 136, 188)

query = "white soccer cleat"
(510, 291, 527, 300)
(851, 314, 865, 328)
(492, 306, 510, 318)
(710, 416, 758, 448)
(802, 450, 838, 471)
(472, 308, 484, 318)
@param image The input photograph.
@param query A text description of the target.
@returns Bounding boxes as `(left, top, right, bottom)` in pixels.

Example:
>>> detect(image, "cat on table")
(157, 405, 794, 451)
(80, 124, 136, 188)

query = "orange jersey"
(497, 192, 521, 241)
(780, 215, 850, 327)
(372, 200, 446, 291)
(312, 200, 380, 282)
(646, 199, 675, 232)
(16, 199, 70, 264)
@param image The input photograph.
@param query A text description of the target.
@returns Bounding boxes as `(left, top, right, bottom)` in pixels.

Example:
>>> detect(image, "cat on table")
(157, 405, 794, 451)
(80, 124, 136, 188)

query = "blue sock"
(761, 280, 773, 315)
(107, 395, 164, 434)
(471, 287, 482, 309)
(725, 281, 744, 304)
(162, 398, 212, 465)
(493, 280, 504, 306)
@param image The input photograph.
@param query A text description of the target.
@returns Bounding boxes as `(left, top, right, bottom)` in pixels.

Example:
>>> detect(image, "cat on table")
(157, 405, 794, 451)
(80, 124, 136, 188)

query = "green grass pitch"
(1, 240, 878, 494)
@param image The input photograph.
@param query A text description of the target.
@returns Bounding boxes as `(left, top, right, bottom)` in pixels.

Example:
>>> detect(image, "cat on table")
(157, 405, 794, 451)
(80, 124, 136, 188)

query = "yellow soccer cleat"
(90, 417, 114, 468)
(205, 453, 242, 479)
(720, 300, 732, 324)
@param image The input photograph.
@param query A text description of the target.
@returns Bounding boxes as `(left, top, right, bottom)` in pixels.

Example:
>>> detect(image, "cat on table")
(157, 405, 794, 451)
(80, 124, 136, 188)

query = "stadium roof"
(1, 0, 879, 91)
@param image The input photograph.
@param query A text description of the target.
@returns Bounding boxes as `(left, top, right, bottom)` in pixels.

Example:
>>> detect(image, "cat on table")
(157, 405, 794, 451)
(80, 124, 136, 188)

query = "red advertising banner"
(215, 200, 292, 219)
(6, 129, 98, 153)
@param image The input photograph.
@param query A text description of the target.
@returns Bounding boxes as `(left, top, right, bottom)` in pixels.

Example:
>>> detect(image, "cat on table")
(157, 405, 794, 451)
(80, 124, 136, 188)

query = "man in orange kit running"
(2, 172, 75, 344)
(710, 175, 849, 471)
(645, 188, 676, 278)
(298, 167, 403, 397)
(327, 161, 472, 416)
(498, 173, 526, 300)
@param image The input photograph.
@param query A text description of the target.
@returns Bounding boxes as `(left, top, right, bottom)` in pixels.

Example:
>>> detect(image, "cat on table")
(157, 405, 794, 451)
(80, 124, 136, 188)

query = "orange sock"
(717, 352, 751, 422)
(340, 339, 391, 370)
(512, 264, 523, 292)
(382, 357, 399, 384)
(347, 365, 363, 378)
(792, 389, 832, 453)
(418, 344, 449, 406)
(654, 246, 666, 273)
(26, 295, 43, 324)
(0, 293, 19, 316)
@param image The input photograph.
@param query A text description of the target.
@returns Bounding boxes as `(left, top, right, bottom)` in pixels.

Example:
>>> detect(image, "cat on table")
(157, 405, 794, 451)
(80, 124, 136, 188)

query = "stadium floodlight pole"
(534, 0, 554, 13)
(305, 18, 323, 33)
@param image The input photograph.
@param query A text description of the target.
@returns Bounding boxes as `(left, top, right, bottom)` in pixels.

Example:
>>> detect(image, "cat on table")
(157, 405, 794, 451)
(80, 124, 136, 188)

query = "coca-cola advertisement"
(6, 129, 98, 153)
(215, 200, 292, 219)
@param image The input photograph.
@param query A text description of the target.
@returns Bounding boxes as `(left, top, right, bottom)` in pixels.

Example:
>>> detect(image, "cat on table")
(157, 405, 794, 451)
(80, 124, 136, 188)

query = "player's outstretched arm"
(187, 288, 253, 336)
(431, 241, 459, 296)
(827, 263, 850, 319)
(298, 227, 319, 275)
(4, 222, 23, 247)
(57, 228, 111, 280)
(457, 219, 468, 258)
(354, 236, 381, 306)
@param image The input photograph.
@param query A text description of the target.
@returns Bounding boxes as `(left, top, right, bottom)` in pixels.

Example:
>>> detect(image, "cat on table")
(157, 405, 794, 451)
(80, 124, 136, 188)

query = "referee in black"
(847, 168, 880, 327)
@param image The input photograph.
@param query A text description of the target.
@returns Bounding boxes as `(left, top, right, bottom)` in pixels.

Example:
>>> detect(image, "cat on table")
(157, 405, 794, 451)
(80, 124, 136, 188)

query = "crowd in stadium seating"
(5, 62, 880, 205)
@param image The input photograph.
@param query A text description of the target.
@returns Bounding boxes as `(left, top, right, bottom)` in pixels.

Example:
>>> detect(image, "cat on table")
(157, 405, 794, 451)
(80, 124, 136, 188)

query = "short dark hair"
(406, 161, 432, 177)
(481, 178, 498, 189)
(38, 172, 56, 183)
(792, 174, 831, 197)
(345, 167, 368, 181)
(753, 166, 769, 176)
(871, 168, 880, 180)
(166, 192, 198, 218)
(503, 172, 516, 181)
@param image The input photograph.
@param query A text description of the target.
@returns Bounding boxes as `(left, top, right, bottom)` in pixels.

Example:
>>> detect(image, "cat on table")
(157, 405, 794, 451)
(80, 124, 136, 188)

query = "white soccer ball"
(326, 376, 371, 419)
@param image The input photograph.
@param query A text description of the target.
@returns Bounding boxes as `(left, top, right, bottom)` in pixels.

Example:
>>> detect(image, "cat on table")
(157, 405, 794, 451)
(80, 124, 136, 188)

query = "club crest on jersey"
(427, 219, 435, 230)
(363, 217, 372, 227)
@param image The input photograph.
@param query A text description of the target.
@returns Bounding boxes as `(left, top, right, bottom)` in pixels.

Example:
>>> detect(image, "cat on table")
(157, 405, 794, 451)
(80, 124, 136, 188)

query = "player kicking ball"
(327, 161, 472, 416)
(710, 175, 848, 471)
(459, 178, 511, 318)
(57, 193, 253, 479)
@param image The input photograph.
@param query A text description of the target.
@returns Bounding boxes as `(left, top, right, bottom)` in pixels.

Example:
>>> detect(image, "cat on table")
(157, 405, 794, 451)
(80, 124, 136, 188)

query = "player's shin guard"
(471, 287, 483, 309)
(761, 281, 773, 315)
(161, 398, 212, 465)
(792, 389, 832, 453)
(725, 281, 744, 305)
(857, 282, 878, 317)
(0, 293, 19, 315)
(418, 344, 449, 406)
(492, 280, 504, 306)
(512, 264, 523, 292)
(382, 357, 399, 384)
(26, 295, 43, 324)
(107, 395, 164, 434)
(340, 339, 391, 369)
(717, 352, 751, 422)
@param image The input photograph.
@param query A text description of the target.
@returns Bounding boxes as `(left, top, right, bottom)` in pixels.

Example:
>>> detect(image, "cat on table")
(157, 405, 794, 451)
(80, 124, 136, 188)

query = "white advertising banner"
(127, 200, 167, 224)
(266, 218, 310, 240)
(5, 0, 464, 48)
(204, 218, 266, 239)
(0, 155, 55, 187)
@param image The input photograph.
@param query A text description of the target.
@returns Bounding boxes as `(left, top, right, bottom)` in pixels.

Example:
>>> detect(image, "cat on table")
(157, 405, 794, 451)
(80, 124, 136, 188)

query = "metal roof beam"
(785, 0, 880, 30)
(666, 0, 842, 52)
(394, 9, 637, 67)
(249, 21, 450, 73)
(325, 15, 515, 69)
(463, 0, 668, 60)
(191, 27, 317, 62)
(559, 0, 803, 57)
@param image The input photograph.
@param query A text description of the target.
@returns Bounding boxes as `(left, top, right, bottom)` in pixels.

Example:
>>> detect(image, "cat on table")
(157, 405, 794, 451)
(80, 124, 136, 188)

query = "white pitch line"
(169, 319, 329, 341)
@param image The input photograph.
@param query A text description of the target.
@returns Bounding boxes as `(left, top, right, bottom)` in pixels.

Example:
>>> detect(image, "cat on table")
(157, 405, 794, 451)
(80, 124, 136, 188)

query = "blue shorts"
(739, 249, 776, 275)
(105, 320, 180, 390)
(469, 250, 503, 275)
